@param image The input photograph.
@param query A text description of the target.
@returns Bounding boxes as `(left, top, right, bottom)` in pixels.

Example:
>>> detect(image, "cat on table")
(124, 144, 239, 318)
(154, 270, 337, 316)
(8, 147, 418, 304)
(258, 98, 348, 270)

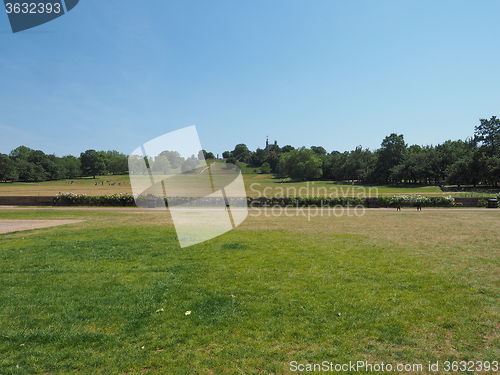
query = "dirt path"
(199, 162, 217, 174)
(0, 219, 85, 234)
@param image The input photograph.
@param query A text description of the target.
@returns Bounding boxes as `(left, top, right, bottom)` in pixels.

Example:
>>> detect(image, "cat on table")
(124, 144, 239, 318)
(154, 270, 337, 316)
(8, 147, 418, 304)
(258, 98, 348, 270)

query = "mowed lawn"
(0, 208, 499, 374)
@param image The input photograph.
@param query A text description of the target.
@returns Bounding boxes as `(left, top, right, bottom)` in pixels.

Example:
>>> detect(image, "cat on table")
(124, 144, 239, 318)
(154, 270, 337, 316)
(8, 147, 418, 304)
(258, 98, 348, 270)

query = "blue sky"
(1, 1, 500, 157)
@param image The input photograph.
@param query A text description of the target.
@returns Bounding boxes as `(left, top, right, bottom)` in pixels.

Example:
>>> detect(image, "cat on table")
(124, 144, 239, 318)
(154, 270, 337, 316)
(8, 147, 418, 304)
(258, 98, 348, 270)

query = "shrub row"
(54, 192, 458, 208)
(54, 192, 247, 207)
(54, 193, 136, 206)
(376, 194, 455, 208)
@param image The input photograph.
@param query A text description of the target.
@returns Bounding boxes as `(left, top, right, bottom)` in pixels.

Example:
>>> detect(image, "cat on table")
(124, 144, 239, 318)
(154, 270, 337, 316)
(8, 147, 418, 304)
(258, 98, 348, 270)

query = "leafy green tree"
(27, 150, 60, 180)
(311, 146, 327, 155)
(323, 151, 347, 181)
(128, 155, 147, 175)
(260, 162, 271, 174)
(487, 156, 500, 186)
(445, 157, 472, 185)
(80, 150, 106, 178)
(232, 144, 249, 162)
(181, 155, 200, 173)
(276, 147, 322, 180)
(152, 155, 171, 174)
(435, 140, 471, 182)
(9, 145, 31, 162)
(249, 148, 268, 167)
(445, 149, 488, 187)
(475, 116, 500, 156)
(226, 155, 237, 166)
(15, 160, 37, 181)
(159, 150, 184, 169)
(105, 150, 128, 175)
(266, 150, 280, 172)
(374, 133, 407, 183)
(0, 154, 18, 181)
(201, 150, 215, 160)
(343, 146, 375, 182)
(281, 145, 295, 153)
(222, 151, 231, 159)
(59, 155, 81, 178)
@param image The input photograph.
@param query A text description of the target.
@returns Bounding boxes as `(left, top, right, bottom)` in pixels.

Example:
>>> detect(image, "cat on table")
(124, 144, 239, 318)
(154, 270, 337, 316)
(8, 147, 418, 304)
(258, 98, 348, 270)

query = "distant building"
(265, 136, 278, 151)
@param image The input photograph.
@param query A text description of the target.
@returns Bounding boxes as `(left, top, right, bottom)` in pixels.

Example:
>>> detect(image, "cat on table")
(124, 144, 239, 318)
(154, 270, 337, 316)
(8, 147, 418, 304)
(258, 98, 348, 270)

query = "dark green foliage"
(225, 155, 237, 166)
(475, 116, 500, 156)
(260, 162, 271, 174)
(374, 133, 407, 183)
(80, 149, 107, 179)
(232, 143, 249, 162)
(0, 154, 18, 181)
(249, 148, 268, 167)
(276, 147, 323, 180)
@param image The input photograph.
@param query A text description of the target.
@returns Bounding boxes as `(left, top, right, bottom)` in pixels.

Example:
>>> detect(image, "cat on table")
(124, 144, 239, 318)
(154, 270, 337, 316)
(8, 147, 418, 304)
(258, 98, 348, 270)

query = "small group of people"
(94, 181, 126, 186)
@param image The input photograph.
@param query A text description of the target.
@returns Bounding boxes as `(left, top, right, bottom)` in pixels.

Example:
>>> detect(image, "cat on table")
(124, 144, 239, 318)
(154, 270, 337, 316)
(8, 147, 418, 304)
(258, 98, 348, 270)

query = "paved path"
(0, 205, 498, 212)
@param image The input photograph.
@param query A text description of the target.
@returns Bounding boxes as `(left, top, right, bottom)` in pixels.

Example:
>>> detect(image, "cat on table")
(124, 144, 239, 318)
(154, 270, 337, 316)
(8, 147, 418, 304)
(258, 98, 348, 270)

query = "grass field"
(0, 164, 449, 198)
(1, 207, 499, 373)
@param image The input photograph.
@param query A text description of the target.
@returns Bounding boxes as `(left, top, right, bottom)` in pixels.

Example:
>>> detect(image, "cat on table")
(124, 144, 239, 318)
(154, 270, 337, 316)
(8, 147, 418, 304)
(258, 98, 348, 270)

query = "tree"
(0, 154, 18, 181)
(159, 150, 184, 169)
(323, 152, 347, 181)
(200, 150, 215, 160)
(232, 144, 249, 161)
(15, 160, 37, 182)
(225, 155, 238, 169)
(435, 140, 471, 182)
(152, 155, 171, 174)
(475, 116, 500, 156)
(343, 146, 375, 182)
(266, 150, 279, 172)
(486, 156, 500, 186)
(276, 147, 322, 180)
(80, 150, 106, 178)
(181, 155, 200, 173)
(249, 148, 268, 167)
(281, 145, 295, 153)
(222, 151, 231, 159)
(59, 155, 81, 178)
(27, 150, 60, 180)
(311, 146, 327, 155)
(9, 145, 31, 162)
(374, 133, 407, 183)
(105, 150, 128, 175)
(128, 155, 147, 175)
(260, 162, 271, 174)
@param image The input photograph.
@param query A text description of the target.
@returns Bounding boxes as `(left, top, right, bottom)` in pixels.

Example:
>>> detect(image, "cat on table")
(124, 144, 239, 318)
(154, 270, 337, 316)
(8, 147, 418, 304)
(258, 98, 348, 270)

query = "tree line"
(224, 116, 500, 186)
(1, 116, 499, 185)
(0, 147, 129, 182)
(0, 147, 214, 182)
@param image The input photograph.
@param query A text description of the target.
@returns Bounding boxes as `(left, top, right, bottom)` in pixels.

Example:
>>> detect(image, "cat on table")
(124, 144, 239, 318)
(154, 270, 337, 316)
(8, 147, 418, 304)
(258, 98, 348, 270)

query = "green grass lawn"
(1, 208, 499, 373)
(0, 172, 444, 198)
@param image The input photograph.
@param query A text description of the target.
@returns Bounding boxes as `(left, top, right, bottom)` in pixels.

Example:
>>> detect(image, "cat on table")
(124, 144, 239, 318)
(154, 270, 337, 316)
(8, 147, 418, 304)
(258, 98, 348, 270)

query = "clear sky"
(1, 1, 500, 157)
